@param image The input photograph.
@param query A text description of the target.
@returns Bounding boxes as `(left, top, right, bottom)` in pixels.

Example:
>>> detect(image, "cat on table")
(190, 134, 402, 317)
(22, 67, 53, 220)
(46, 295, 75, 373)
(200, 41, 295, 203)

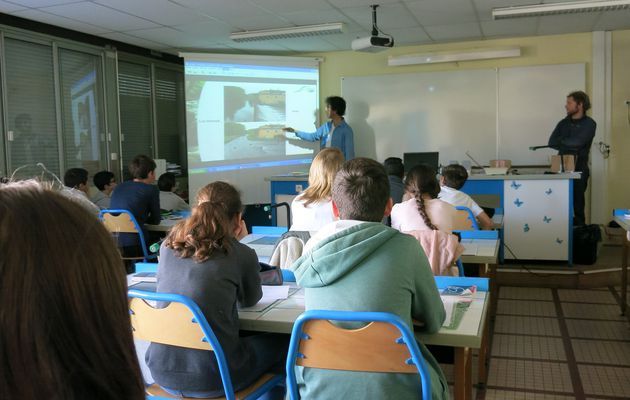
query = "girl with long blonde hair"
(290, 148, 344, 231)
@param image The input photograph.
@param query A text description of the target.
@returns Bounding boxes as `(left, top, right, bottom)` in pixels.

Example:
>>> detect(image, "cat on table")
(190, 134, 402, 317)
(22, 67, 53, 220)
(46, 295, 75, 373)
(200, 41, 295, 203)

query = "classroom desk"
(129, 278, 489, 400)
(613, 214, 630, 315)
(463, 173, 578, 263)
(145, 217, 181, 232)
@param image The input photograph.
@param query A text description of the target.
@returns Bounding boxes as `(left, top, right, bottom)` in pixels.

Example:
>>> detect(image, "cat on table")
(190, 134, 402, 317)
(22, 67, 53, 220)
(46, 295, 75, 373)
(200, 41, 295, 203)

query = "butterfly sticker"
(556, 238, 564, 244)
(545, 188, 553, 195)
(514, 198, 524, 207)
(543, 216, 552, 223)
(511, 181, 522, 190)
(523, 224, 530, 232)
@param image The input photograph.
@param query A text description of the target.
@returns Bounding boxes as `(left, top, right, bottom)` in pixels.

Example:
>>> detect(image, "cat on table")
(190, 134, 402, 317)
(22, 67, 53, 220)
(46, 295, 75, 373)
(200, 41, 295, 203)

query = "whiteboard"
(497, 63, 585, 165)
(342, 63, 584, 167)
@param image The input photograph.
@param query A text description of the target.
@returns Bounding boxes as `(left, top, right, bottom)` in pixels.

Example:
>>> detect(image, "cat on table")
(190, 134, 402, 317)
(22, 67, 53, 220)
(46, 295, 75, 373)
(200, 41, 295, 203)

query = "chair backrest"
(99, 209, 150, 261)
(453, 206, 479, 231)
(286, 310, 432, 400)
(128, 290, 236, 398)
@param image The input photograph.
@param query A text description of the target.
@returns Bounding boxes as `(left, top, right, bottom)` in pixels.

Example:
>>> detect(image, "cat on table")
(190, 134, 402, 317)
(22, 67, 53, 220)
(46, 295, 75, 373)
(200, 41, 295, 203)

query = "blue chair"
(128, 290, 284, 400)
(455, 259, 465, 277)
(454, 206, 480, 230)
(286, 310, 432, 400)
(99, 209, 157, 263)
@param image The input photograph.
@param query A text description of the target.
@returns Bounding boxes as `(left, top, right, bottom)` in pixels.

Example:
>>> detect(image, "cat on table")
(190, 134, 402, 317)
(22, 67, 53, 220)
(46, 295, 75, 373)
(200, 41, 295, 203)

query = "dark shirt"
(110, 181, 160, 246)
(548, 115, 596, 174)
(146, 240, 262, 393)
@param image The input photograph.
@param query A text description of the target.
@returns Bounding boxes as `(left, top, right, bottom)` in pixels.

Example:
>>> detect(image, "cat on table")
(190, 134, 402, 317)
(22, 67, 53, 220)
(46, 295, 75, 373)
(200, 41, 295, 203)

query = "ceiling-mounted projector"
(351, 4, 394, 53)
(352, 35, 394, 52)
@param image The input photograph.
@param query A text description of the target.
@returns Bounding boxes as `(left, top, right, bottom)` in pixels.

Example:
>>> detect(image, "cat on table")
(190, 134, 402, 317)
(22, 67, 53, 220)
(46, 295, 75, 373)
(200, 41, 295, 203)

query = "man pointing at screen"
(283, 96, 354, 160)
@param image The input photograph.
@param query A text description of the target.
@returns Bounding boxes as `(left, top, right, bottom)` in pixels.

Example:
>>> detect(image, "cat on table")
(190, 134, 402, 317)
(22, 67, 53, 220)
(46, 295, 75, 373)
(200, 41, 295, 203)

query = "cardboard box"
(550, 155, 575, 173)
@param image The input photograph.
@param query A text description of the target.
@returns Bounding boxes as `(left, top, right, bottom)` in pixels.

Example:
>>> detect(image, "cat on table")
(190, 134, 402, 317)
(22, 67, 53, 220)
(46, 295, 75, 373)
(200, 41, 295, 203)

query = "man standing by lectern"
(548, 91, 596, 226)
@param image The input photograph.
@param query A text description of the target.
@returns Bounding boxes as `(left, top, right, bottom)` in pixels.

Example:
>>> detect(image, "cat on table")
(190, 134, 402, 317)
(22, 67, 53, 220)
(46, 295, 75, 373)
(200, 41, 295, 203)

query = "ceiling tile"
(99, 31, 171, 49)
(424, 22, 482, 41)
(11, 8, 113, 34)
(328, 0, 399, 7)
(172, 20, 233, 38)
(341, 3, 422, 31)
(93, 0, 213, 26)
(386, 26, 432, 45)
(280, 9, 361, 32)
(406, 0, 477, 27)
(537, 13, 600, 35)
(480, 17, 538, 38)
(6, 0, 82, 7)
(40, 2, 160, 31)
(472, 0, 540, 21)
(251, 0, 331, 14)
(0, 0, 28, 12)
(226, 15, 293, 31)
(171, 0, 270, 22)
(120, 26, 210, 47)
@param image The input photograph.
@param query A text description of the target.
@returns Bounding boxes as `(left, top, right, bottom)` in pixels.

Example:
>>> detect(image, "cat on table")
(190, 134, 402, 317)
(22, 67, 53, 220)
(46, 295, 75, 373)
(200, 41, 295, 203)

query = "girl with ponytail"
(390, 164, 458, 233)
(147, 181, 288, 398)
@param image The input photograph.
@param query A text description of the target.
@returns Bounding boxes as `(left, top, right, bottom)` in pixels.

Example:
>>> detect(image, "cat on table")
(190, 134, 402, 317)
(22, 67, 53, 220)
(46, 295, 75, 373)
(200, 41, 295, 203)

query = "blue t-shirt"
(296, 119, 354, 160)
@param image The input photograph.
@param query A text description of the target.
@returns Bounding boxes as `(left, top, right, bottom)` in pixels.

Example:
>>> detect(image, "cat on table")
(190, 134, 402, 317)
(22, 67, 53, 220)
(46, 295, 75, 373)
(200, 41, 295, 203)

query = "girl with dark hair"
(0, 181, 144, 400)
(146, 181, 287, 398)
(390, 164, 458, 233)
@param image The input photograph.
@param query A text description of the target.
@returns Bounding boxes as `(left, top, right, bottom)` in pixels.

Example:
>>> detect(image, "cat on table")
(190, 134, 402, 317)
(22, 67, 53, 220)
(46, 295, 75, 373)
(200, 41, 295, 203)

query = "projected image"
(224, 86, 286, 122)
(70, 71, 99, 163)
(187, 78, 317, 163)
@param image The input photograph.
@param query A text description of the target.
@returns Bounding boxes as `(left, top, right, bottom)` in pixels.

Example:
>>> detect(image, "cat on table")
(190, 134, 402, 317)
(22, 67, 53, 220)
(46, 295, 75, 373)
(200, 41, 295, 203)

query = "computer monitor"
(403, 152, 439, 173)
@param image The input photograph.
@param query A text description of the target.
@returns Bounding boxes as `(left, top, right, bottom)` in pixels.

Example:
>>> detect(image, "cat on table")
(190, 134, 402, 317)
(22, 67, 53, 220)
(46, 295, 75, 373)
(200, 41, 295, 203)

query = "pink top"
(390, 198, 458, 233)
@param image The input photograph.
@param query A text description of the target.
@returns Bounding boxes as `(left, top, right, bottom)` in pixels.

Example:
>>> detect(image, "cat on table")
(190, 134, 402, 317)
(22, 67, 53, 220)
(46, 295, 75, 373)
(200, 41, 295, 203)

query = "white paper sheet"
(238, 285, 290, 312)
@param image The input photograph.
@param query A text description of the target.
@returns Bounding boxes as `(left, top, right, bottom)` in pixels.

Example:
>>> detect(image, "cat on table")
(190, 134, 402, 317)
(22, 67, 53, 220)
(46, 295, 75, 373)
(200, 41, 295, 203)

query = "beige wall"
(610, 30, 630, 214)
(308, 31, 630, 218)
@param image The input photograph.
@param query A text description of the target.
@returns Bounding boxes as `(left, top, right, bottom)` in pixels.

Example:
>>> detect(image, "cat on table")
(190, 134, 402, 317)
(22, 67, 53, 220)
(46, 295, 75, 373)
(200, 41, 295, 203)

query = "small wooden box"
(550, 155, 575, 173)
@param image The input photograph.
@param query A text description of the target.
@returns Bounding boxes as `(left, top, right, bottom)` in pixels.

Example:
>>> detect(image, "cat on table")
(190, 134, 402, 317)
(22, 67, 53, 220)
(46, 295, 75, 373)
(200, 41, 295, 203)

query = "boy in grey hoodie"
(292, 158, 449, 400)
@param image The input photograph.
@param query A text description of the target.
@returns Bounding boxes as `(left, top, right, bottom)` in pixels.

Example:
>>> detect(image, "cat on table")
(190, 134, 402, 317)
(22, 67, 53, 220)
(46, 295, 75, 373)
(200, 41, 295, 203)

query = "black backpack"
(573, 224, 602, 265)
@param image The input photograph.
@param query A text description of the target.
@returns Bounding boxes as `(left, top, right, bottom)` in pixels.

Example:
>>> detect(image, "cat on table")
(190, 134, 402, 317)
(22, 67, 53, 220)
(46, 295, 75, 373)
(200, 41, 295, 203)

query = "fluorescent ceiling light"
(493, 0, 630, 19)
(388, 47, 521, 66)
(230, 23, 344, 42)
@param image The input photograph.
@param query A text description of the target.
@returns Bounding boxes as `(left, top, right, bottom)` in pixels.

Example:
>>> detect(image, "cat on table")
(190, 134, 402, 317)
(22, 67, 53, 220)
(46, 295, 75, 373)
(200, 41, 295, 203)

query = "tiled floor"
(440, 285, 630, 399)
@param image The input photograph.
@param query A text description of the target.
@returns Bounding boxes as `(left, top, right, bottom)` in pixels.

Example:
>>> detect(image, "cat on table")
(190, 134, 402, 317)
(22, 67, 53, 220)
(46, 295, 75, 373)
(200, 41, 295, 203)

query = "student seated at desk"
(158, 172, 190, 212)
(61, 167, 100, 215)
(391, 164, 458, 233)
(439, 164, 494, 230)
(110, 155, 161, 262)
(293, 158, 448, 400)
(91, 170, 116, 209)
(290, 147, 344, 232)
(0, 181, 144, 400)
(146, 181, 287, 398)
